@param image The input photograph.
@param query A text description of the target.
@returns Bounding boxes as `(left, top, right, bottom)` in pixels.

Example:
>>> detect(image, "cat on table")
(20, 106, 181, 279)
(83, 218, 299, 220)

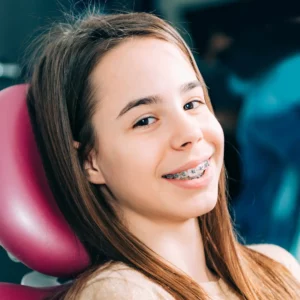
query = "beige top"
(78, 244, 300, 299)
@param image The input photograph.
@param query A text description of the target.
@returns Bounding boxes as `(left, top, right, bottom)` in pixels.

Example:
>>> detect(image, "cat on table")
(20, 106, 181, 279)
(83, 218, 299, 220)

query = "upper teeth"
(163, 160, 209, 179)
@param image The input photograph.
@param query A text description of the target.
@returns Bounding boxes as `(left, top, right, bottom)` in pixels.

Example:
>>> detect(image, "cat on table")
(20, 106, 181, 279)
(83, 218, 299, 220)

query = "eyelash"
(133, 99, 204, 129)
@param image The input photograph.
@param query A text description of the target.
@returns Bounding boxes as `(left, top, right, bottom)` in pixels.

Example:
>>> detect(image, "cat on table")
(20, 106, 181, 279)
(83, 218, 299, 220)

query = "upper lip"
(163, 155, 211, 175)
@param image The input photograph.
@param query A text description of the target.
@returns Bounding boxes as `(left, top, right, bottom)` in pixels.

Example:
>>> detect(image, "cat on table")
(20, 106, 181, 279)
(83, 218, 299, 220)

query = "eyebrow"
(116, 80, 203, 119)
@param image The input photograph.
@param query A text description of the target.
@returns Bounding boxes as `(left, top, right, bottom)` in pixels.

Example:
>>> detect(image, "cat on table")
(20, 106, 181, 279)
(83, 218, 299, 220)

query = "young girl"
(26, 10, 300, 300)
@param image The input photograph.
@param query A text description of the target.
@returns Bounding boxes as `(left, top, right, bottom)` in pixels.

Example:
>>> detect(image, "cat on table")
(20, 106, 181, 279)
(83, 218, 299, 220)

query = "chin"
(186, 191, 218, 218)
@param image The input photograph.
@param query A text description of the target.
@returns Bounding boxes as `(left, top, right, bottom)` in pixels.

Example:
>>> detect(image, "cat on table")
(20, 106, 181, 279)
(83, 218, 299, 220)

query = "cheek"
(200, 107, 224, 143)
(101, 139, 158, 184)
(205, 116, 224, 157)
(100, 145, 159, 211)
(215, 120, 225, 149)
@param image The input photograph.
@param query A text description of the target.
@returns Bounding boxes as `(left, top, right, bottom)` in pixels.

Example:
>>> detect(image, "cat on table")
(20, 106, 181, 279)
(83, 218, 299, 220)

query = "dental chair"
(0, 85, 90, 299)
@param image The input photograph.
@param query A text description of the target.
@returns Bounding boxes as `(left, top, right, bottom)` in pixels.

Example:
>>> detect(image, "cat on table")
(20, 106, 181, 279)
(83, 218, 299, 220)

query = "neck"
(126, 215, 217, 284)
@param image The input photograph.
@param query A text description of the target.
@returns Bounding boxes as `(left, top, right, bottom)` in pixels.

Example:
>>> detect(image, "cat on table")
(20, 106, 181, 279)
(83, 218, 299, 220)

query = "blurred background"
(1, 0, 300, 285)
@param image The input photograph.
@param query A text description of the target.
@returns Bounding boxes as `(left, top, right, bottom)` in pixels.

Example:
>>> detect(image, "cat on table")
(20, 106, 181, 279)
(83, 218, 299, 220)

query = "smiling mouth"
(162, 160, 210, 180)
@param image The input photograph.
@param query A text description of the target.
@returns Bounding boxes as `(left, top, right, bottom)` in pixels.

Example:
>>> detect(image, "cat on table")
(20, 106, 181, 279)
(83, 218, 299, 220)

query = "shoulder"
(247, 244, 300, 282)
(77, 262, 173, 300)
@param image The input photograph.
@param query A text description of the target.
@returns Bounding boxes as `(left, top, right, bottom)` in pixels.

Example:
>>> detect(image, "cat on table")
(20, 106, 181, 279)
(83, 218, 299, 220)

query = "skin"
(84, 37, 224, 283)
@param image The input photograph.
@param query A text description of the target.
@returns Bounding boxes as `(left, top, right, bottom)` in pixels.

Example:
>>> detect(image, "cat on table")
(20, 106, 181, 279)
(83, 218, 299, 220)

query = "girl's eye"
(183, 100, 204, 110)
(133, 116, 157, 128)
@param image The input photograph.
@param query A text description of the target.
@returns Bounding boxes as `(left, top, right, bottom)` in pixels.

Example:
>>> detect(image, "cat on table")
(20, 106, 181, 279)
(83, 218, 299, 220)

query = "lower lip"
(162, 164, 213, 189)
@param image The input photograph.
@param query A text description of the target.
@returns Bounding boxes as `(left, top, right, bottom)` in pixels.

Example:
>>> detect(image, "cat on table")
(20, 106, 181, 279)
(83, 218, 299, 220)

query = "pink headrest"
(0, 85, 90, 277)
(0, 283, 65, 300)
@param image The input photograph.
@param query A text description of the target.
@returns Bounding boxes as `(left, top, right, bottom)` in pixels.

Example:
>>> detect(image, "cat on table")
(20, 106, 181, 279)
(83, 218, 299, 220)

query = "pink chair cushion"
(0, 283, 66, 300)
(0, 85, 90, 277)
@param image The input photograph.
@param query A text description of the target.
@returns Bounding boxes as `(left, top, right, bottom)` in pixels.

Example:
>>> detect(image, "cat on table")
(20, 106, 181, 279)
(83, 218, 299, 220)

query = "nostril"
(181, 142, 191, 148)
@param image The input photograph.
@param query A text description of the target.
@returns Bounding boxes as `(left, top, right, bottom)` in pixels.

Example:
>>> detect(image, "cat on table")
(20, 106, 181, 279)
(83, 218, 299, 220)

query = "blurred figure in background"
(221, 21, 300, 259)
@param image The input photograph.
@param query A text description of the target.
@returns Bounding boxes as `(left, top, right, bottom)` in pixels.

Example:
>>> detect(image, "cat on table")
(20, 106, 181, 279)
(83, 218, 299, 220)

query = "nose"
(169, 113, 204, 151)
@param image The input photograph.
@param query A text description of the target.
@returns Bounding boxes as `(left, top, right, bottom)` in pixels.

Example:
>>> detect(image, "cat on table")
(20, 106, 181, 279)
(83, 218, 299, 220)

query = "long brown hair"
(26, 9, 300, 300)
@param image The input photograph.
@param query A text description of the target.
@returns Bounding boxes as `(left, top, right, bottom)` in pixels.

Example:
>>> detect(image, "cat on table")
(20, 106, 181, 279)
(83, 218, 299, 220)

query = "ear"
(73, 141, 106, 185)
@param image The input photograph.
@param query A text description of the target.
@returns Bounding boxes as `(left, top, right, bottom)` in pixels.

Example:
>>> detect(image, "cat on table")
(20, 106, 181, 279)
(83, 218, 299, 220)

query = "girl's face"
(87, 38, 224, 224)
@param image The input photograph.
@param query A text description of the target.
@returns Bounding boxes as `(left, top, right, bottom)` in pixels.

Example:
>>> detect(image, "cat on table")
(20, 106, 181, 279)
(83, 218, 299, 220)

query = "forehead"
(91, 37, 199, 109)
